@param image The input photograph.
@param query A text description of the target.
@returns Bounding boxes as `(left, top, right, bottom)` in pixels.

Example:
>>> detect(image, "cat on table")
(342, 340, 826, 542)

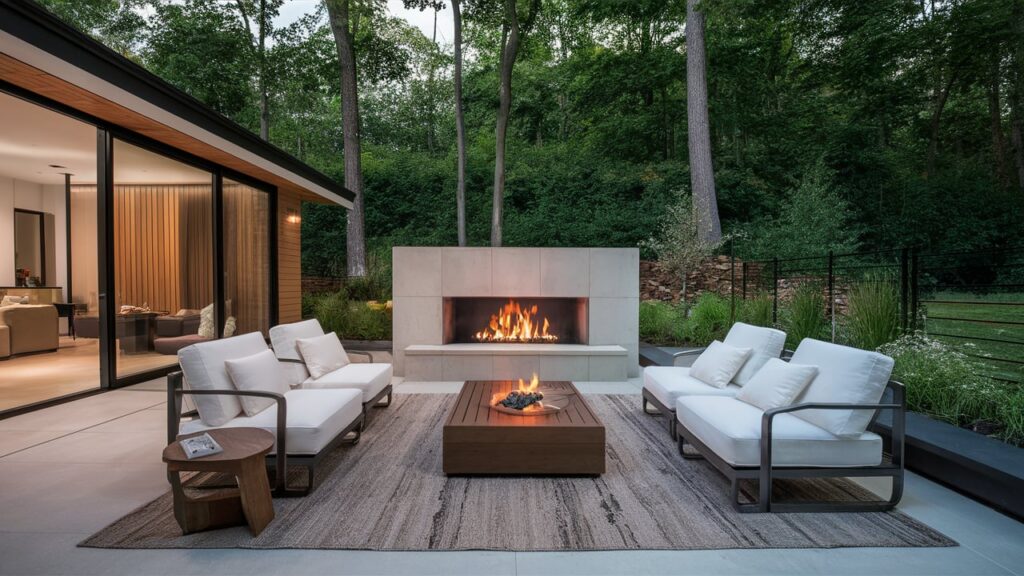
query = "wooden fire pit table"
(443, 380, 606, 475)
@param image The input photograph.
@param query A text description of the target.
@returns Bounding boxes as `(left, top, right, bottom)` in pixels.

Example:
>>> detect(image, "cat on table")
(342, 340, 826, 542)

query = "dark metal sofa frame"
(642, 348, 795, 440)
(167, 371, 364, 497)
(676, 379, 906, 513)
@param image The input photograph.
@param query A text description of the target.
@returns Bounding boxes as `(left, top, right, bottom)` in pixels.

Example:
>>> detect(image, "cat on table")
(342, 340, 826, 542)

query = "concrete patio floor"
(1, 379, 1022, 576)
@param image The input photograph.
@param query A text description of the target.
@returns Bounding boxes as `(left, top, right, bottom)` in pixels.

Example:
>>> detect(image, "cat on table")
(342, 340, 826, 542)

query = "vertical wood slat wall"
(224, 181, 270, 335)
(277, 189, 302, 323)
(110, 184, 212, 314)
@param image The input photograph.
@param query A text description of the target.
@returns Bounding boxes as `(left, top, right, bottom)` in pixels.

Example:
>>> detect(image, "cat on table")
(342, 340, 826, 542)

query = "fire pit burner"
(489, 374, 570, 416)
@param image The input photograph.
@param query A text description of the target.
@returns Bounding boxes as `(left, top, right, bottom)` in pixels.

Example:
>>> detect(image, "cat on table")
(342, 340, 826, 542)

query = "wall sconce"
(286, 208, 301, 224)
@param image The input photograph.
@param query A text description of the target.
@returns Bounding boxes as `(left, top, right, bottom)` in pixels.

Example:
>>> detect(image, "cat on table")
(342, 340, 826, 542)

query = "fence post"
(900, 247, 909, 333)
(730, 242, 736, 323)
(823, 250, 831, 340)
(910, 247, 920, 332)
(741, 262, 748, 301)
(772, 257, 779, 325)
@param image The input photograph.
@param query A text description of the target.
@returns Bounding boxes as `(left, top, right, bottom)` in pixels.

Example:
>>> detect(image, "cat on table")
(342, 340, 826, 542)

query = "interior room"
(0, 90, 271, 412)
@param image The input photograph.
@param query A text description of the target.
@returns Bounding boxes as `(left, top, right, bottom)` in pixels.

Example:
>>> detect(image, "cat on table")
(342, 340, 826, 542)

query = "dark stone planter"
(874, 411, 1024, 521)
(339, 340, 392, 351)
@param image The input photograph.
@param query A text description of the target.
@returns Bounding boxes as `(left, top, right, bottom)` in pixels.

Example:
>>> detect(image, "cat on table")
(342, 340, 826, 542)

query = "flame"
(492, 373, 544, 411)
(474, 300, 558, 343)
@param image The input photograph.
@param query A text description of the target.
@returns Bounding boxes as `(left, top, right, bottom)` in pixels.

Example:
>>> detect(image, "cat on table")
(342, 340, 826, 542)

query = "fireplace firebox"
(443, 297, 589, 345)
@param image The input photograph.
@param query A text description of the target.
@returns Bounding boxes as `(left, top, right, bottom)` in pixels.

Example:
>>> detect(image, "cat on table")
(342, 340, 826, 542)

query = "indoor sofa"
(0, 303, 58, 358)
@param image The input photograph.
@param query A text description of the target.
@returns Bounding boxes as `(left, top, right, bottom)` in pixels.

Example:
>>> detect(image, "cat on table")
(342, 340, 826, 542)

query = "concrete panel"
(492, 354, 539, 380)
(442, 248, 492, 296)
(538, 355, 590, 381)
(540, 248, 590, 297)
(589, 356, 628, 381)
(589, 248, 639, 298)
(491, 248, 540, 296)
(443, 355, 493, 381)
(392, 296, 443, 375)
(393, 247, 442, 297)
(405, 356, 444, 381)
(588, 296, 639, 376)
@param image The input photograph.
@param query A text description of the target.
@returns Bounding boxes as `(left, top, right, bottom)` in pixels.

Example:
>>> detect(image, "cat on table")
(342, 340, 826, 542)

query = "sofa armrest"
(757, 380, 906, 509)
(670, 348, 706, 367)
(167, 371, 288, 491)
(347, 350, 376, 363)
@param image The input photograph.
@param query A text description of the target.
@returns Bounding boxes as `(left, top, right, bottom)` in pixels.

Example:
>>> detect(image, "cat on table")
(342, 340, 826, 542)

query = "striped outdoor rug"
(81, 393, 954, 551)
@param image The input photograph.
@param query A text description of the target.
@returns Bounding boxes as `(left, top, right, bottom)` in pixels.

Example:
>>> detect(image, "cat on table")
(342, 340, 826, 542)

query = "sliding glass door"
(111, 139, 213, 380)
(223, 178, 272, 337)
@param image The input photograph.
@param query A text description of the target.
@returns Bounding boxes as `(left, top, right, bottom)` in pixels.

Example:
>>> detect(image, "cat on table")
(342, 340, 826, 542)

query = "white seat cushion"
(177, 332, 269, 427)
(643, 366, 741, 409)
(789, 339, 895, 437)
(180, 388, 362, 455)
(676, 396, 882, 468)
(269, 319, 325, 361)
(724, 323, 787, 385)
(302, 363, 392, 403)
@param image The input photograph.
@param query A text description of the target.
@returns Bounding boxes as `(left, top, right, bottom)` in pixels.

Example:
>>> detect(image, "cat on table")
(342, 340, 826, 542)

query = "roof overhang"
(0, 0, 353, 208)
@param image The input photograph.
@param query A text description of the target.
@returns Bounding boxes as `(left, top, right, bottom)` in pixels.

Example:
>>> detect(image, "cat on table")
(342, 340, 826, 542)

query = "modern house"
(0, 0, 352, 414)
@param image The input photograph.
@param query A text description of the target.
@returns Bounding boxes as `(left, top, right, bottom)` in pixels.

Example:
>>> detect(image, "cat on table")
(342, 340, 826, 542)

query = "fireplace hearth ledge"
(405, 343, 628, 356)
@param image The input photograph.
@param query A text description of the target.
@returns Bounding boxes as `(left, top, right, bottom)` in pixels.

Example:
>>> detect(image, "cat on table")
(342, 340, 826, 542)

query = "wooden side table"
(163, 428, 275, 536)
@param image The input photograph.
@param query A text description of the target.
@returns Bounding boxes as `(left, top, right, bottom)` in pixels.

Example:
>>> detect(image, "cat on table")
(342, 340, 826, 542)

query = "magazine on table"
(179, 433, 223, 459)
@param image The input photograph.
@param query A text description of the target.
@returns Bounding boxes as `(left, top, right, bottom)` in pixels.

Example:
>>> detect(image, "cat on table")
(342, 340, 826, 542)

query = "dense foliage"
(39, 0, 1024, 276)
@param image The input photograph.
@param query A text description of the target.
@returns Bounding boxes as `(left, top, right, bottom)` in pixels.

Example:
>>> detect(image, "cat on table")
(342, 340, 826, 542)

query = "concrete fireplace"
(392, 247, 638, 381)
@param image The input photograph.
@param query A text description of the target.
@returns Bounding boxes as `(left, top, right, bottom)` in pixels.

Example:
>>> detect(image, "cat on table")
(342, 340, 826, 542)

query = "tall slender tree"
(453, 0, 468, 246)
(325, 0, 367, 276)
(233, 0, 279, 141)
(685, 0, 721, 244)
(491, 0, 541, 247)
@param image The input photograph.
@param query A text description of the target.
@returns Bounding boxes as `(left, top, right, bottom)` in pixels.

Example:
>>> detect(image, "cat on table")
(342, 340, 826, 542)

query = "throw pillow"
(197, 304, 215, 338)
(224, 349, 289, 416)
(1, 295, 23, 307)
(223, 316, 237, 338)
(737, 358, 818, 412)
(689, 340, 753, 389)
(296, 332, 349, 380)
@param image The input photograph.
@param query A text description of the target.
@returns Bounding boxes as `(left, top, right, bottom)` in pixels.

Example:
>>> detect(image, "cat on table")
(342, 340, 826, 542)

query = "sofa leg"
(677, 434, 704, 460)
(376, 391, 392, 408)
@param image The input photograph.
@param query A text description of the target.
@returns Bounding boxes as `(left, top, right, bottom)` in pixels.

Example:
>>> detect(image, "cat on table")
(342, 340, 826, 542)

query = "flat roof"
(0, 0, 353, 208)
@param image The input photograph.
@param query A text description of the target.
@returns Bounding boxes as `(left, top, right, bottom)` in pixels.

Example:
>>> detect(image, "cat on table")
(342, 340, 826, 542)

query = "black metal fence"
(732, 246, 1024, 385)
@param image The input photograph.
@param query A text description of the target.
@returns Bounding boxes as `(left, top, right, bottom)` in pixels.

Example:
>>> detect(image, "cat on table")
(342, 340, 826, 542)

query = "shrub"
(639, 300, 687, 345)
(845, 274, 900, 350)
(782, 284, 827, 348)
(879, 335, 1022, 446)
(737, 293, 773, 327)
(687, 293, 730, 346)
(306, 290, 392, 341)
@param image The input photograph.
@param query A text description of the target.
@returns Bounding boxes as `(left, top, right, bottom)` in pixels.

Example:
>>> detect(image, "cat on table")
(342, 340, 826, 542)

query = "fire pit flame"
(491, 373, 549, 412)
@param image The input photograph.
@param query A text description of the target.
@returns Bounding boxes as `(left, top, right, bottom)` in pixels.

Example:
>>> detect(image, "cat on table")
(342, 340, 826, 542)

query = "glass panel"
(223, 178, 271, 337)
(0, 91, 99, 411)
(112, 139, 213, 379)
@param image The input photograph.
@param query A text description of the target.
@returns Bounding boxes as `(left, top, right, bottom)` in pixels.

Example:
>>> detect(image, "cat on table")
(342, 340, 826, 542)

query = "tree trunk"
(325, 0, 366, 276)
(427, 7, 437, 153)
(926, 71, 956, 179)
(453, 0, 467, 246)
(989, 73, 1010, 189)
(685, 0, 721, 244)
(491, 6, 518, 247)
(258, 0, 269, 141)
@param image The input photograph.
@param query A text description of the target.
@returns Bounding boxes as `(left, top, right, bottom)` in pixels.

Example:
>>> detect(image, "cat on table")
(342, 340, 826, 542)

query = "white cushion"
(269, 319, 325, 361)
(676, 396, 882, 467)
(689, 340, 752, 389)
(224, 349, 290, 416)
(724, 323, 787, 385)
(177, 332, 268, 426)
(789, 339, 895, 437)
(180, 389, 363, 455)
(643, 366, 741, 409)
(197, 303, 215, 339)
(736, 358, 817, 411)
(296, 332, 350, 379)
(302, 362, 392, 403)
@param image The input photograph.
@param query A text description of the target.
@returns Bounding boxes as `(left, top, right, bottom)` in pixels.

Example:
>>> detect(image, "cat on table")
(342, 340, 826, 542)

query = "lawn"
(922, 292, 1024, 384)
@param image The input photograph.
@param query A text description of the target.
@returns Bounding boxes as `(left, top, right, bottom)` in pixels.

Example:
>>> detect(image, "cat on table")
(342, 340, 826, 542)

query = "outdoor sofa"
(269, 319, 393, 421)
(167, 332, 365, 496)
(642, 322, 787, 439)
(675, 337, 905, 513)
